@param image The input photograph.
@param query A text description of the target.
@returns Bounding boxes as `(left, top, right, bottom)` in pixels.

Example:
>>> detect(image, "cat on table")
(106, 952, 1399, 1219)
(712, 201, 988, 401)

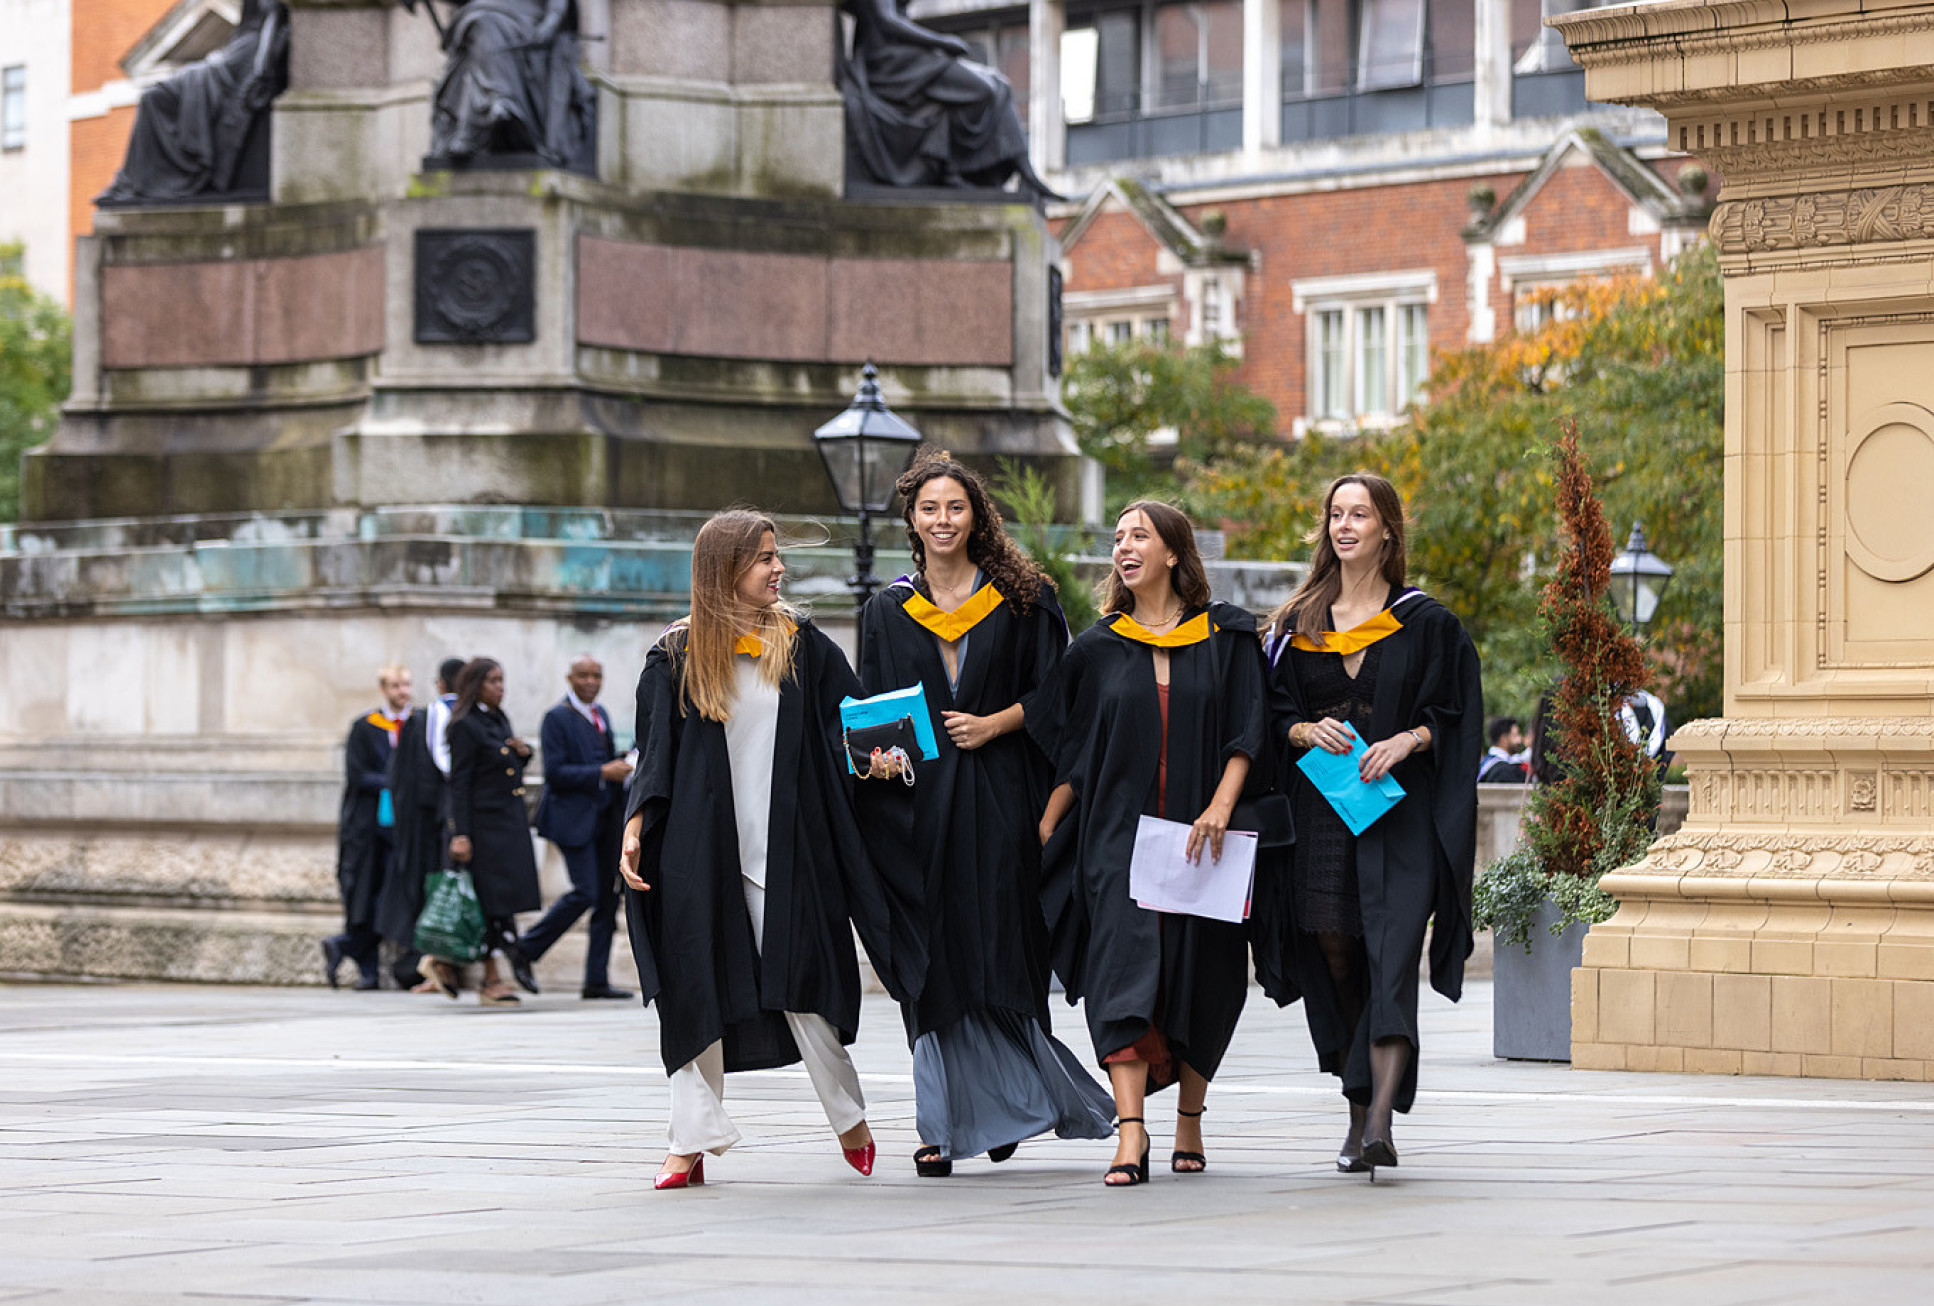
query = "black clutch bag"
(845, 716, 921, 776)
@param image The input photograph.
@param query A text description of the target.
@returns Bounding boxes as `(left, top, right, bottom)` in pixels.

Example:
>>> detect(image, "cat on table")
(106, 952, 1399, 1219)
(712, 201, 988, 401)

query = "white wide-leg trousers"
(666, 874, 866, 1156)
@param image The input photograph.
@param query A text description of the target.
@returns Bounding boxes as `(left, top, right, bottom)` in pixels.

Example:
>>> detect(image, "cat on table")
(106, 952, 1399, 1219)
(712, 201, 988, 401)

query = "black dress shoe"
(580, 984, 634, 1000)
(1361, 1137, 1398, 1170)
(353, 972, 381, 991)
(507, 948, 540, 995)
(320, 937, 345, 990)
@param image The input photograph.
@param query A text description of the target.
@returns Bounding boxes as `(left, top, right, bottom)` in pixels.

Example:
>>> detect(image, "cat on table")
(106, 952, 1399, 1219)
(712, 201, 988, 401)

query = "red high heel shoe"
(842, 1141, 876, 1176)
(654, 1156, 704, 1190)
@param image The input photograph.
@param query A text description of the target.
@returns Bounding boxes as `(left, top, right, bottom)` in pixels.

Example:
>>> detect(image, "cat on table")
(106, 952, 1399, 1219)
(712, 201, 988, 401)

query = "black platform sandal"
(1171, 1106, 1206, 1174)
(1105, 1117, 1149, 1187)
(914, 1145, 952, 1178)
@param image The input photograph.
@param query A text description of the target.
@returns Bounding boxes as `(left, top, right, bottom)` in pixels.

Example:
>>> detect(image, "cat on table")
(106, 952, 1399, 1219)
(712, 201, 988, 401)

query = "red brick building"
(919, 0, 1714, 439)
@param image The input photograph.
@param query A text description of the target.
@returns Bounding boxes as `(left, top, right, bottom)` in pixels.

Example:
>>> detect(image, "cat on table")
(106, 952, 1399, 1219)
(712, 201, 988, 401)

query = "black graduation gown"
(376, 710, 445, 946)
(446, 705, 542, 920)
(1028, 602, 1269, 1081)
(622, 619, 926, 1076)
(857, 581, 1066, 1039)
(335, 712, 394, 933)
(1259, 592, 1482, 1113)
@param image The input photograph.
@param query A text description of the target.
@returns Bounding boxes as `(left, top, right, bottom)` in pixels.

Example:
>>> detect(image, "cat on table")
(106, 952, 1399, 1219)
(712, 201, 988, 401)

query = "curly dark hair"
(896, 448, 1050, 614)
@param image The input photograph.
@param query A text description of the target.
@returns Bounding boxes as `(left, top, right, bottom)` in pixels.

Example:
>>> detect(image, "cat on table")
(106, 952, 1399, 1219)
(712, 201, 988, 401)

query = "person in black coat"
(619, 510, 925, 1189)
(1259, 473, 1482, 1177)
(324, 664, 412, 990)
(444, 657, 543, 1007)
(517, 654, 635, 999)
(1031, 502, 1271, 1187)
(378, 656, 466, 994)
(857, 451, 1112, 1178)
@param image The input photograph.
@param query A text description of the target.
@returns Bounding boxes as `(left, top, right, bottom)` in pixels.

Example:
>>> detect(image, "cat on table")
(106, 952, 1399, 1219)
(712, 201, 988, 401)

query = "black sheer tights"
(1317, 932, 1411, 1155)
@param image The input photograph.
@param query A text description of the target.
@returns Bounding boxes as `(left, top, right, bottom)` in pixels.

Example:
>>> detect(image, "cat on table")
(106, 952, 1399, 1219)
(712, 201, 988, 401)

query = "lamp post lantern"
(1608, 521, 1674, 635)
(813, 362, 924, 616)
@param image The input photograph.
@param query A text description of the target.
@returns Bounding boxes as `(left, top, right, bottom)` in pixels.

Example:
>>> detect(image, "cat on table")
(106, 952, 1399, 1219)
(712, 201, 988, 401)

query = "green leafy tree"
(1062, 337, 1277, 514)
(992, 458, 1099, 634)
(0, 246, 72, 522)
(1194, 245, 1724, 726)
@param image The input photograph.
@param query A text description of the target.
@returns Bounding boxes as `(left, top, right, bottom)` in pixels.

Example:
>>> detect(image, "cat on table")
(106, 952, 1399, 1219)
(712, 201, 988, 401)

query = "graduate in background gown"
(857, 451, 1113, 1178)
(324, 664, 411, 990)
(1258, 473, 1481, 1177)
(1030, 502, 1270, 1187)
(379, 657, 466, 994)
(619, 510, 926, 1190)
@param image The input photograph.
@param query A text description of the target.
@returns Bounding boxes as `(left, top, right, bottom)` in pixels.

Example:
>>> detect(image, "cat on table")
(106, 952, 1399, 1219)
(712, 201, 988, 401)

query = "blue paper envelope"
(839, 683, 940, 774)
(1296, 734, 1405, 836)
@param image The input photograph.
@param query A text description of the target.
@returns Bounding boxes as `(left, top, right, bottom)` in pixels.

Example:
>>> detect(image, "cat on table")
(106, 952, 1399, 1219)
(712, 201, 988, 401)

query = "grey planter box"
(1492, 897, 1589, 1061)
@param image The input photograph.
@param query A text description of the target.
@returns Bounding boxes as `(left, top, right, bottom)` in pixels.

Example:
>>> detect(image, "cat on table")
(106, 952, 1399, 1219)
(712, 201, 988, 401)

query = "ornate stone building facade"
(1558, 0, 1934, 1080)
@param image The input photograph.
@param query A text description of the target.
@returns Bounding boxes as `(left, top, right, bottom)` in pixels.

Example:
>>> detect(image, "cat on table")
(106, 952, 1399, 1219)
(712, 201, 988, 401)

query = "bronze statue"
(97, 0, 289, 206)
(423, 0, 597, 175)
(839, 0, 1059, 202)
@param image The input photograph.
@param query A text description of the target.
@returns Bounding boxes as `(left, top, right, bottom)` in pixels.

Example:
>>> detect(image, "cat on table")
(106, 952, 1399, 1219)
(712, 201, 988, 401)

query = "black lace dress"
(1287, 636, 1383, 937)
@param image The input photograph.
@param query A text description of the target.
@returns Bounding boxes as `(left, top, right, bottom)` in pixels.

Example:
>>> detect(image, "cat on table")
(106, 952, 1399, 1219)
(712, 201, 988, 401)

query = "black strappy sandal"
(914, 1145, 952, 1178)
(1105, 1117, 1149, 1187)
(1172, 1106, 1206, 1173)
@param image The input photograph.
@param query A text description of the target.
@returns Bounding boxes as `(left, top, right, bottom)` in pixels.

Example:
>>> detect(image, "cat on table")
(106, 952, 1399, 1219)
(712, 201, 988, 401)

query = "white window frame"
(1292, 269, 1436, 433)
(1064, 283, 1178, 360)
(1498, 247, 1651, 335)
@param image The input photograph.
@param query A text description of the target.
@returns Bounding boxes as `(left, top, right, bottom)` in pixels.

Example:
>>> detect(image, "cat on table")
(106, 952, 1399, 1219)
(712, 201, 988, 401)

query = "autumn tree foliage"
(1520, 423, 1661, 884)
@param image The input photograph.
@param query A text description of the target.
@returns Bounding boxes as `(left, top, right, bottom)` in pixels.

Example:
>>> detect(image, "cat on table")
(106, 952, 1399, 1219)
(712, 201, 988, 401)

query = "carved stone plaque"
(414, 229, 536, 345)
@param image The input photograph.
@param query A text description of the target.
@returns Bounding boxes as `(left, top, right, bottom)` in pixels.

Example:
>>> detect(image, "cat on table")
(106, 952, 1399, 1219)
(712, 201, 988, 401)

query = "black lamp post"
(813, 362, 924, 616)
(1608, 521, 1675, 635)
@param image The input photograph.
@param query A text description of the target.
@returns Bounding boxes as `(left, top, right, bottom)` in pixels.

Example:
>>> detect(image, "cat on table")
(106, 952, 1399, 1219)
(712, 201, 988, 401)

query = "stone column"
(1029, 0, 1066, 173)
(1242, 0, 1282, 158)
(1555, 0, 1934, 1079)
(1472, 0, 1511, 132)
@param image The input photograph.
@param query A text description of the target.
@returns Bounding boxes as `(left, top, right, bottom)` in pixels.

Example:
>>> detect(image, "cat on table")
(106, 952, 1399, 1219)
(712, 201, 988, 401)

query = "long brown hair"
(1267, 472, 1409, 646)
(1098, 500, 1212, 617)
(897, 447, 1049, 613)
(676, 509, 798, 723)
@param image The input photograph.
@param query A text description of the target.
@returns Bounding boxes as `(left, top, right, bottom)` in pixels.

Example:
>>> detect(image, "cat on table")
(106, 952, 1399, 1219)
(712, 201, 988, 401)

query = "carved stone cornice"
(1671, 717, 1934, 745)
(1555, 2, 1934, 107)
(1607, 829, 1934, 889)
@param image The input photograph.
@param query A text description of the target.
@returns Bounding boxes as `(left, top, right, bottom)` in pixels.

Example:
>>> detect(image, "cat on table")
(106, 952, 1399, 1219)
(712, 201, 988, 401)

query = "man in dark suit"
(517, 654, 635, 998)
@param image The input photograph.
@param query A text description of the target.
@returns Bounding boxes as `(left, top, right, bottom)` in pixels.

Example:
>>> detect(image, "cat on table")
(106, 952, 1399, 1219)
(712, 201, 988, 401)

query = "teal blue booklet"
(1295, 733, 1405, 836)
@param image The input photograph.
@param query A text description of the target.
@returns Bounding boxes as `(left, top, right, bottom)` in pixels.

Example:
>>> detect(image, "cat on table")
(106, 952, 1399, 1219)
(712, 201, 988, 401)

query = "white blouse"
(720, 656, 781, 889)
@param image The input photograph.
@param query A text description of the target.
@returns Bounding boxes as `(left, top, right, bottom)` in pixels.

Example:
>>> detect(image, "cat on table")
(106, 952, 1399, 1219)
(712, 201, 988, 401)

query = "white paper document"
(1127, 815, 1258, 924)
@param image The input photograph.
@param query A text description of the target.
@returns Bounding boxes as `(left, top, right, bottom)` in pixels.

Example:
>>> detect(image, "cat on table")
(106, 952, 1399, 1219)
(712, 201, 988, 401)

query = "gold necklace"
(1139, 603, 1184, 630)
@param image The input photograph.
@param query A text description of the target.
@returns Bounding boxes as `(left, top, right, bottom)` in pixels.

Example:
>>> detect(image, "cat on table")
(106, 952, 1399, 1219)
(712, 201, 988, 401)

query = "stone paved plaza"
(2, 979, 1931, 1305)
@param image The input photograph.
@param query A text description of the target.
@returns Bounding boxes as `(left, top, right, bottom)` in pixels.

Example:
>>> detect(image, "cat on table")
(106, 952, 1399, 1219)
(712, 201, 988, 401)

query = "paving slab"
(1, 980, 1931, 1303)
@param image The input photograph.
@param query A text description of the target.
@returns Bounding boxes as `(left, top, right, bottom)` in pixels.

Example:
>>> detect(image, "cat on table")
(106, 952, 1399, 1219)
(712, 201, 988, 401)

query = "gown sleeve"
(809, 625, 929, 1005)
(446, 717, 478, 840)
(620, 641, 682, 1008)
(1012, 588, 1069, 723)
(1210, 603, 1267, 768)
(1410, 604, 1484, 1001)
(1254, 615, 1307, 1008)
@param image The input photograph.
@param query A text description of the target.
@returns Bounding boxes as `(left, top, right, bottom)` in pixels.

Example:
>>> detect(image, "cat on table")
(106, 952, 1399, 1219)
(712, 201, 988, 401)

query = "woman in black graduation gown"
(1259, 473, 1481, 1176)
(619, 510, 924, 1190)
(444, 657, 544, 1007)
(1031, 501, 1269, 1187)
(858, 451, 1113, 1178)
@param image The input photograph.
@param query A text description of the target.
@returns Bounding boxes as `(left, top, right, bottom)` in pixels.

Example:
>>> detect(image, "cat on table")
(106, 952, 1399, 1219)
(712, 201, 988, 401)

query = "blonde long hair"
(676, 510, 799, 722)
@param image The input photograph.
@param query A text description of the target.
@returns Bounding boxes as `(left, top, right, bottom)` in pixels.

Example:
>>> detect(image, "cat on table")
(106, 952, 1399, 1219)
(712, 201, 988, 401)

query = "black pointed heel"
(987, 1142, 1018, 1164)
(1362, 1137, 1398, 1175)
(1105, 1117, 1149, 1187)
(1171, 1106, 1206, 1174)
(914, 1145, 952, 1178)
